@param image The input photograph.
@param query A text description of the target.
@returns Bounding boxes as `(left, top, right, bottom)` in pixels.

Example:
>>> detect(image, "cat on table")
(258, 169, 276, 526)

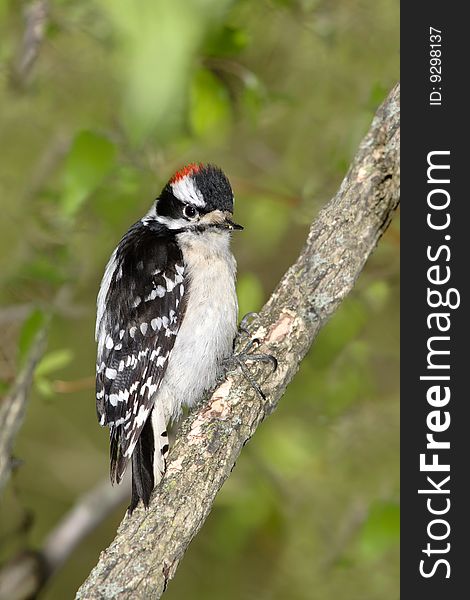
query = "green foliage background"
(0, 1, 399, 598)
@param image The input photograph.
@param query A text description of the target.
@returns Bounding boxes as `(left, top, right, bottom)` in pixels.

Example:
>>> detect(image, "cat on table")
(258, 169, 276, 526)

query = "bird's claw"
(228, 318, 277, 399)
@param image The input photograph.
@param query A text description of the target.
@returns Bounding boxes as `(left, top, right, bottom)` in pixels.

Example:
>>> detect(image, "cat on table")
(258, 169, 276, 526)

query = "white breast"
(157, 229, 238, 422)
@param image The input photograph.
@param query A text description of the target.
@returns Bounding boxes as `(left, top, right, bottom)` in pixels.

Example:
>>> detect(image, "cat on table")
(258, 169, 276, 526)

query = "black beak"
(225, 218, 244, 231)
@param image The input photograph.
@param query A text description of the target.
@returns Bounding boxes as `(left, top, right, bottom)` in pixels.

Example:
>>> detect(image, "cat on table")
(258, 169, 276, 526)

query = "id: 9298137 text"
(429, 27, 442, 106)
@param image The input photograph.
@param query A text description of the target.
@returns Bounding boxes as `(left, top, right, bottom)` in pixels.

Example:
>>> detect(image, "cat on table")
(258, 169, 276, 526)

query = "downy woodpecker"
(95, 163, 242, 511)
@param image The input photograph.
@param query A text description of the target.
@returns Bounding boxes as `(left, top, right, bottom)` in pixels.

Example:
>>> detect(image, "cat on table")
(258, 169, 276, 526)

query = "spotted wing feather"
(96, 221, 187, 483)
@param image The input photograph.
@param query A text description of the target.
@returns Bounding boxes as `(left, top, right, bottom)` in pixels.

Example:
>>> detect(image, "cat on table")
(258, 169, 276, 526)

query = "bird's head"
(151, 163, 243, 234)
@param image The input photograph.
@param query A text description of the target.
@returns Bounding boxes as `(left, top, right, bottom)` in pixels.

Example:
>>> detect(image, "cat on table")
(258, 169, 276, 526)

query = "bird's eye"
(183, 205, 198, 219)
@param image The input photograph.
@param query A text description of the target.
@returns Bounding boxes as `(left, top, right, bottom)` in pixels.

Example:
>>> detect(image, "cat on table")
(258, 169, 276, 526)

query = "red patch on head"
(170, 163, 203, 184)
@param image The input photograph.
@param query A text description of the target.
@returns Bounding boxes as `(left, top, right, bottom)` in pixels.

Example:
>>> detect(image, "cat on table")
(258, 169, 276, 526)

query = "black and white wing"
(95, 221, 187, 484)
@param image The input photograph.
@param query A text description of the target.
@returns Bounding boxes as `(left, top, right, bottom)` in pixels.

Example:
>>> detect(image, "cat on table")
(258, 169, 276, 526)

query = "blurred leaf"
(237, 272, 264, 318)
(356, 501, 400, 560)
(189, 68, 232, 138)
(18, 308, 45, 366)
(61, 130, 116, 217)
(35, 377, 54, 397)
(35, 349, 74, 378)
(204, 25, 249, 57)
(363, 279, 390, 312)
(103, 0, 231, 142)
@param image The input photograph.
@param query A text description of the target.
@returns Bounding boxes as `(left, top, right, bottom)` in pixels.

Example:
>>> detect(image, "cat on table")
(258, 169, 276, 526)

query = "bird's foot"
(226, 313, 277, 401)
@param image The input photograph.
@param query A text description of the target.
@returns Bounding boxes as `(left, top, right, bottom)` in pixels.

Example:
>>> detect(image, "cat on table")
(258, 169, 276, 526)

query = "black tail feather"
(110, 427, 124, 484)
(110, 426, 129, 485)
(129, 410, 155, 512)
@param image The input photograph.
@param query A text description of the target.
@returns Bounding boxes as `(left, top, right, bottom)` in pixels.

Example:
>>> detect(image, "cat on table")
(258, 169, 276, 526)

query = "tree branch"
(0, 476, 130, 600)
(0, 331, 46, 493)
(10, 0, 49, 89)
(76, 83, 400, 599)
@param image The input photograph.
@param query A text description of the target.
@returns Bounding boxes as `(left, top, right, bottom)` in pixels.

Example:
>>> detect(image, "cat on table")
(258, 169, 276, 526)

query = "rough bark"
(76, 83, 400, 599)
